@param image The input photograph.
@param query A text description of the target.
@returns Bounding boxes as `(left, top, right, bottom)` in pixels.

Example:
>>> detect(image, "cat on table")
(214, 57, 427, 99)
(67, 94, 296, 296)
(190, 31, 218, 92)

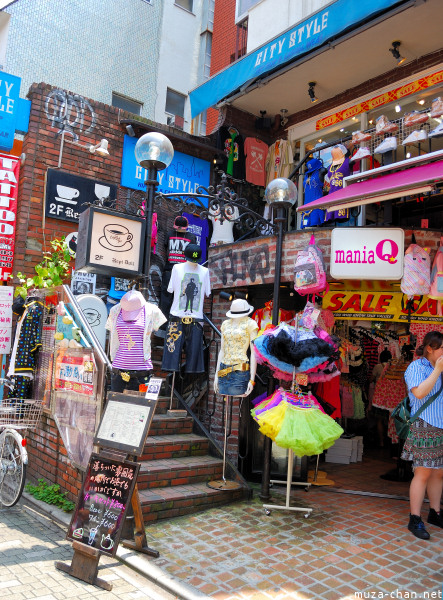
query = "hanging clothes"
(251, 302, 294, 335)
(265, 139, 294, 185)
(300, 158, 327, 228)
(216, 126, 246, 180)
(244, 137, 268, 187)
(251, 389, 343, 456)
(8, 299, 44, 378)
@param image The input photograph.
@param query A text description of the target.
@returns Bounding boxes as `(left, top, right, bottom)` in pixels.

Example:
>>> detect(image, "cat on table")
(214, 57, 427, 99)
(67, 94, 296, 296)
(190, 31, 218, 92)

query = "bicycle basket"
(0, 398, 44, 431)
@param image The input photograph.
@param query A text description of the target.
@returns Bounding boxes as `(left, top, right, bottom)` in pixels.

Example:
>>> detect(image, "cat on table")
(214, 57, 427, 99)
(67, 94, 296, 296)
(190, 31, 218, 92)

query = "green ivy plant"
(25, 478, 75, 512)
(14, 237, 73, 298)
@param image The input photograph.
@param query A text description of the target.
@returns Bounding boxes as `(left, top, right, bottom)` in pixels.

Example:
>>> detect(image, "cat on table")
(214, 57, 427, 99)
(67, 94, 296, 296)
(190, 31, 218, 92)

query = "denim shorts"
(217, 363, 250, 396)
(161, 319, 205, 373)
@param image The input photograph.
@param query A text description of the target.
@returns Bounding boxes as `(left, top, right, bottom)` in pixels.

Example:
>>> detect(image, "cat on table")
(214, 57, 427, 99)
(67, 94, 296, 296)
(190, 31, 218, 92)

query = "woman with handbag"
(403, 331, 443, 540)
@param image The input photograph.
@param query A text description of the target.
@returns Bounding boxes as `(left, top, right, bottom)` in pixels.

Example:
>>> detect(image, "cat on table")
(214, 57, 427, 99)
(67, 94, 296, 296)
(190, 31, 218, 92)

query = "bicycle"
(0, 378, 43, 507)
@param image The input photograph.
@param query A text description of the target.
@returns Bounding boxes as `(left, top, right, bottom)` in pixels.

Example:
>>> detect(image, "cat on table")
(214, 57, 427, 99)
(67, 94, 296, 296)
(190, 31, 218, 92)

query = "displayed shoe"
(403, 129, 428, 144)
(352, 130, 372, 144)
(374, 137, 397, 154)
(429, 122, 443, 138)
(375, 115, 398, 135)
(350, 146, 371, 162)
(430, 97, 443, 119)
(404, 111, 429, 127)
(408, 514, 430, 540)
(427, 508, 443, 529)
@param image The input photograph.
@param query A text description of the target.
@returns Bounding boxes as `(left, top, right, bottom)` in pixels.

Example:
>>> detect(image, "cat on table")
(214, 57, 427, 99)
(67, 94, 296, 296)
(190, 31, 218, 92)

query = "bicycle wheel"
(0, 431, 27, 507)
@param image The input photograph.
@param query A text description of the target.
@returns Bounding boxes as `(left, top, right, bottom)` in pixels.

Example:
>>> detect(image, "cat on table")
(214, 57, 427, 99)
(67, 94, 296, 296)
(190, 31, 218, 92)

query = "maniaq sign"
(330, 228, 404, 280)
(0, 153, 19, 281)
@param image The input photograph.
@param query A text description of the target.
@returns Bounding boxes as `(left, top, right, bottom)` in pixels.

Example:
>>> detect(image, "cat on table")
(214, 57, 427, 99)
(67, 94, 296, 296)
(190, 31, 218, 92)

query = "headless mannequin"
(214, 300, 258, 398)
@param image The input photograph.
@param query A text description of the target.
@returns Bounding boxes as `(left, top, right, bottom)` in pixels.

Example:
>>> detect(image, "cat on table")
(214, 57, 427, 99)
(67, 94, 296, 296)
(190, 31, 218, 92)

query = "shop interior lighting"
(389, 41, 406, 66)
(219, 291, 233, 301)
(395, 104, 402, 113)
(417, 99, 425, 106)
(308, 82, 318, 104)
(327, 185, 434, 213)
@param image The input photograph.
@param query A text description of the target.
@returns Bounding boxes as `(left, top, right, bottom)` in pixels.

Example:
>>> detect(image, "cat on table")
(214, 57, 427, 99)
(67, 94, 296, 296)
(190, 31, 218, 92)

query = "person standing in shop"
(369, 349, 392, 447)
(403, 331, 443, 540)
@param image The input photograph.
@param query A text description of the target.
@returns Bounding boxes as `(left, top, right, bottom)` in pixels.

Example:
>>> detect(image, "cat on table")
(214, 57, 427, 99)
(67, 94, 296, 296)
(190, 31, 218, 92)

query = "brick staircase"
(136, 394, 250, 523)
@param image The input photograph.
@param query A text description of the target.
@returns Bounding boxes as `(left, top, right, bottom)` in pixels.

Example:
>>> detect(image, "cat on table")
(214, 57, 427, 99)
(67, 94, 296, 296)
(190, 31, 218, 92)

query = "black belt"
(169, 316, 203, 324)
(112, 368, 152, 377)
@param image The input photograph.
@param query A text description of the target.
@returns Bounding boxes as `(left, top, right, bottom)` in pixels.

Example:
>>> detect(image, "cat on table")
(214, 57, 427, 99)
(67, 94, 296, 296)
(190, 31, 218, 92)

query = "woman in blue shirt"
(403, 331, 443, 540)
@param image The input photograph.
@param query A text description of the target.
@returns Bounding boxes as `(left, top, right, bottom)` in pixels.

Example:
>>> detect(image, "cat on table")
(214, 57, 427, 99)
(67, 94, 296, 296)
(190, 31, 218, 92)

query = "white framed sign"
(330, 228, 404, 280)
(75, 207, 145, 277)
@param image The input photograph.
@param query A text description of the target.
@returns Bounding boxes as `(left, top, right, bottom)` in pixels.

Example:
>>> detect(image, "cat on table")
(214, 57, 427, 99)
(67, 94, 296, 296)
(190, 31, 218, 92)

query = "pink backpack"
(400, 243, 431, 299)
(294, 235, 328, 296)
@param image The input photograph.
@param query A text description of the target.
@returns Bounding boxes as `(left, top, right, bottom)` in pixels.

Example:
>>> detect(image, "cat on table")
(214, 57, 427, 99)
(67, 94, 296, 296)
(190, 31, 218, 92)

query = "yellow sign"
(323, 291, 443, 324)
(316, 69, 443, 131)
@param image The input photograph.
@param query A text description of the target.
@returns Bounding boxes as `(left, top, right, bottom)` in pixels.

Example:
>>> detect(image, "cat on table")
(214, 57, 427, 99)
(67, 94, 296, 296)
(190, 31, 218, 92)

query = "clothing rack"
(262, 315, 313, 518)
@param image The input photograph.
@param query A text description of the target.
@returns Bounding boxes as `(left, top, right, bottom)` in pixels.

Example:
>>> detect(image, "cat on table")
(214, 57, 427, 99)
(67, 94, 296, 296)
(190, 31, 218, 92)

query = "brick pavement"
(143, 485, 443, 600)
(0, 500, 179, 600)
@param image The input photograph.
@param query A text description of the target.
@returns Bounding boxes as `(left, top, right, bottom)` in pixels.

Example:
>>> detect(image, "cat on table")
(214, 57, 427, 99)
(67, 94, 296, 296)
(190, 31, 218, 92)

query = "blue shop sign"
(190, 0, 404, 118)
(121, 135, 211, 206)
(0, 72, 23, 151)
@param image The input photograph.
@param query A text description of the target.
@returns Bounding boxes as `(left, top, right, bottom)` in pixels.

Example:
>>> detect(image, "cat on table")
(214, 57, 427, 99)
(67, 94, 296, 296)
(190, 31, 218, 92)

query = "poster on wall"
(323, 290, 443, 324)
(45, 169, 117, 223)
(120, 135, 211, 204)
(0, 153, 19, 282)
(54, 350, 95, 395)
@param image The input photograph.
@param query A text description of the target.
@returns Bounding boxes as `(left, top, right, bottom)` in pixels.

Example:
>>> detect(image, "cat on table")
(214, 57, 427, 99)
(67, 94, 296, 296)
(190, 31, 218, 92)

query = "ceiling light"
(369, 119, 373, 125)
(389, 41, 406, 66)
(308, 82, 318, 104)
(395, 104, 401, 113)
(340, 128, 344, 132)
(417, 99, 425, 106)
(406, 152, 411, 159)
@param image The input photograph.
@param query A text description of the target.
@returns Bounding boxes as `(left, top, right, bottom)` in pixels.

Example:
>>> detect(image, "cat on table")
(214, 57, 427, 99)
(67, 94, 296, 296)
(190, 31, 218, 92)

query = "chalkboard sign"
(66, 454, 140, 556)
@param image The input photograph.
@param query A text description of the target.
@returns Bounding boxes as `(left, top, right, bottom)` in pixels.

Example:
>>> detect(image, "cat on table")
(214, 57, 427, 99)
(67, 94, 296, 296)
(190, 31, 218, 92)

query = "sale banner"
(316, 70, 443, 130)
(323, 291, 443, 324)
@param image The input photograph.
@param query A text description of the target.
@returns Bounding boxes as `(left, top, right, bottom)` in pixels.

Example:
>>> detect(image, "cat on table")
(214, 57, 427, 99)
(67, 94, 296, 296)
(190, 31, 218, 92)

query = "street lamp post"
(134, 132, 174, 300)
(259, 177, 297, 502)
(135, 132, 297, 500)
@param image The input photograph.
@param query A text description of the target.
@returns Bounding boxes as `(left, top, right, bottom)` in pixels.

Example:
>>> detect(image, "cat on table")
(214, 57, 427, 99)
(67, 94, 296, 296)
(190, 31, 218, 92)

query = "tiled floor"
(144, 455, 442, 600)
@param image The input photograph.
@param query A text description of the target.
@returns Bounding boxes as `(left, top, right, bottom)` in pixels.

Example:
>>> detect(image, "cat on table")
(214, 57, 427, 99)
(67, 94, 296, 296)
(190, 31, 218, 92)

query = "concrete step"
(138, 481, 249, 523)
(137, 455, 223, 489)
(140, 433, 210, 461)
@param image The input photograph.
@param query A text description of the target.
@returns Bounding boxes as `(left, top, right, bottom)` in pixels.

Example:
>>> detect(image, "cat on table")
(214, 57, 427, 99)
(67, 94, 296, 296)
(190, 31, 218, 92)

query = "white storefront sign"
(330, 228, 404, 280)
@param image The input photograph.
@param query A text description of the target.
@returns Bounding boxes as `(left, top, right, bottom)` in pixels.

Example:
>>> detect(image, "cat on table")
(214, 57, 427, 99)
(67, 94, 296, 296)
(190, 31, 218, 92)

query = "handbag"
(392, 386, 440, 440)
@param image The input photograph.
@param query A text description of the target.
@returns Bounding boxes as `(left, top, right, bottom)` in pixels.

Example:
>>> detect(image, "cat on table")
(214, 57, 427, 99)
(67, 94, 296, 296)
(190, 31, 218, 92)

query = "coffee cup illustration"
(56, 185, 80, 200)
(99, 224, 134, 252)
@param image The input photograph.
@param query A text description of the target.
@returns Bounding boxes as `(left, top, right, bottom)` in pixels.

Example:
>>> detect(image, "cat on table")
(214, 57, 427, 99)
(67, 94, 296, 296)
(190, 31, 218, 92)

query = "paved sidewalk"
(142, 484, 442, 600)
(0, 498, 179, 600)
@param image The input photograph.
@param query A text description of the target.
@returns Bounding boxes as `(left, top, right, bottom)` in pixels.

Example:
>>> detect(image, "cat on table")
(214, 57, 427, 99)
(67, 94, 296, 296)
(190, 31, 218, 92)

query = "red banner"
(0, 153, 19, 281)
(316, 70, 443, 131)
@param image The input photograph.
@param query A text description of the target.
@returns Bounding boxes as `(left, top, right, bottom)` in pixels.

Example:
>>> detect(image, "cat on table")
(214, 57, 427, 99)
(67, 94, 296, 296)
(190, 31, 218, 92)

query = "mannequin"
(324, 144, 351, 222)
(214, 299, 258, 398)
(209, 203, 239, 246)
(161, 243, 211, 373)
(106, 289, 166, 392)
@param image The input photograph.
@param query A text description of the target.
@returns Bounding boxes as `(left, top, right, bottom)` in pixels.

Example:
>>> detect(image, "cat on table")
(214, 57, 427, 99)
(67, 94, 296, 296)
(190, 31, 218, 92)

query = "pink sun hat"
(120, 290, 146, 320)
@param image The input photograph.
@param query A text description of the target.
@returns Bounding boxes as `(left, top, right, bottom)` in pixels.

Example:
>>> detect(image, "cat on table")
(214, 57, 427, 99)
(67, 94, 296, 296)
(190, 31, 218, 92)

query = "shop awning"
(190, 0, 410, 119)
(296, 161, 443, 213)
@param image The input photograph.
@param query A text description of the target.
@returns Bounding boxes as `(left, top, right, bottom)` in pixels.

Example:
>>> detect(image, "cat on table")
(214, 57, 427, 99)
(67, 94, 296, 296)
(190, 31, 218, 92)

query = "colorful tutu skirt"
(251, 390, 343, 457)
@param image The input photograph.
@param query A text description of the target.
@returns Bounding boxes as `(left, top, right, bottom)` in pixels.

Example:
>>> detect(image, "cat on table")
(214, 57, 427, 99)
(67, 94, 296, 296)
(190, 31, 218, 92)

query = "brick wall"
(16, 81, 217, 498)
